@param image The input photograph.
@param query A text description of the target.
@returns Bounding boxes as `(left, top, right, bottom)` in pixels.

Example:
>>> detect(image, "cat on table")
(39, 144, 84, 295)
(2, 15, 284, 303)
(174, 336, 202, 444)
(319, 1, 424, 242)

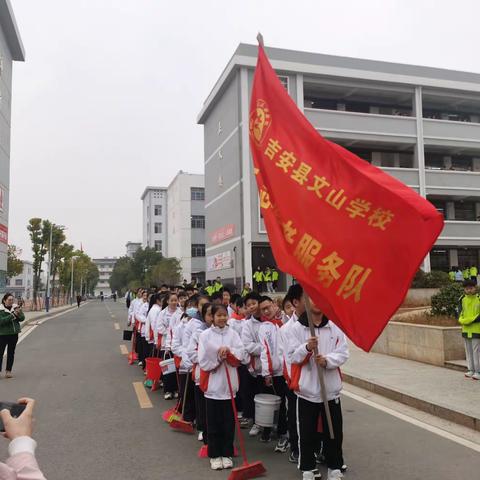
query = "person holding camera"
(0, 293, 25, 379)
(0, 397, 47, 479)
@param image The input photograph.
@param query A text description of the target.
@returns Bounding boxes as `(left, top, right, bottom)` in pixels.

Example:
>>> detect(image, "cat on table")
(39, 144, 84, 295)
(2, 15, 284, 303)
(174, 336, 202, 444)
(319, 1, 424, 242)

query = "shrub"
(411, 270, 451, 288)
(430, 282, 464, 317)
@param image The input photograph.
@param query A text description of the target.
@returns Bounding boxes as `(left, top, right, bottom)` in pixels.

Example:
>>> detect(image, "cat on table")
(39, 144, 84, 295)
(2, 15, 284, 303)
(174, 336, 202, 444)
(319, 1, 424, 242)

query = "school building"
(198, 43, 480, 288)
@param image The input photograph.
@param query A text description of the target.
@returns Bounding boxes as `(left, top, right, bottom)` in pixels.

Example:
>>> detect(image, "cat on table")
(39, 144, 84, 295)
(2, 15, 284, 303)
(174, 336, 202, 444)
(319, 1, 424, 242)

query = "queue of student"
(125, 281, 349, 480)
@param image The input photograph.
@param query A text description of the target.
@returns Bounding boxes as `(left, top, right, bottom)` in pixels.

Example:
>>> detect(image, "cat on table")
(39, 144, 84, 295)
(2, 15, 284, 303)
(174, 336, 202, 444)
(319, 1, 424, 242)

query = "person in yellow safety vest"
(253, 266, 264, 292)
(271, 268, 279, 292)
(456, 279, 480, 379)
(463, 267, 470, 280)
(205, 280, 215, 296)
(470, 265, 478, 285)
(264, 267, 274, 293)
(213, 276, 223, 292)
(448, 268, 456, 282)
(241, 282, 252, 297)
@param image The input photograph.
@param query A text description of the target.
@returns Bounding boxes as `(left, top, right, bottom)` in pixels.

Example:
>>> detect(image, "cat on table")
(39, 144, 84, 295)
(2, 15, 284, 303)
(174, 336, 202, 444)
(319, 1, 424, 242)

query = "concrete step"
(445, 359, 468, 372)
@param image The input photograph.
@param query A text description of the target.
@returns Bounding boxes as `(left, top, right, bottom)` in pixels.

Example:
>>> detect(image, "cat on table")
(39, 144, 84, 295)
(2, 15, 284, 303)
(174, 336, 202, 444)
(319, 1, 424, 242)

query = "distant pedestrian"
(457, 280, 480, 380)
(264, 267, 274, 293)
(113, 292, 117, 302)
(0, 293, 25, 379)
(253, 266, 264, 292)
(241, 282, 252, 297)
(455, 268, 464, 282)
(213, 277, 223, 293)
(76, 295, 81, 308)
(125, 289, 132, 309)
(470, 265, 478, 285)
(272, 267, 279, 292)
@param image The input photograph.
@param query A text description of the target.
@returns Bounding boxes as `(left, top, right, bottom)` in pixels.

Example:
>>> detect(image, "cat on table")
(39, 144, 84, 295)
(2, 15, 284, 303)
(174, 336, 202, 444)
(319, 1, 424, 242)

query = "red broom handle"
(224, 363, 249, 465)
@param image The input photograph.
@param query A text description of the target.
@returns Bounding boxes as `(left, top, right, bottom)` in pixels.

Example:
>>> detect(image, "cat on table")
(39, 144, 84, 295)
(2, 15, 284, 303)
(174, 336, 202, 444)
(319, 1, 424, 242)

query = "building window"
(153, 190, 163, 199)
(191, 244, 205, 257)
(191, 215, 205, 229)
(455, 202, 476, 221)
(5, 278, 10, 285)
(154, 240, 162, 252)
(430, 249, 449, 272)
(154, 205, 162, 216)
(191, 187, 205, 201)
(154, 222, 162, 234)
(15, 279, 22, 286)
(278, 75, 289, 92)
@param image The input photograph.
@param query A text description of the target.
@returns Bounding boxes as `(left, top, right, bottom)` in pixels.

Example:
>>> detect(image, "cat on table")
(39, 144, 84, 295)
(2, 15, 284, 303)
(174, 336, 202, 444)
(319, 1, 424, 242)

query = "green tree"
(109, 256, 134, 294)
(48, 225, 67, 303)
(131, 247, 163, 283)
(146, 257, 182, 287)
(27, 218, 48, 309)
(7, 245, 23, 278)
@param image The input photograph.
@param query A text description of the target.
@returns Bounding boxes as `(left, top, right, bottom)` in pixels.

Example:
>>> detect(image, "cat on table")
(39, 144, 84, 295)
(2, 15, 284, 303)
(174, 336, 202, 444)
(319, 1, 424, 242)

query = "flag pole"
(256, 32, 264, 47)
(304, 292, 335, 440)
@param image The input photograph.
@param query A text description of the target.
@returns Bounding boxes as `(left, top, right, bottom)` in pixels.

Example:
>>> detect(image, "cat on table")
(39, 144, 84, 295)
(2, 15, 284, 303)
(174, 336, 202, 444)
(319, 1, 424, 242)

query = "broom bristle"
(197, 445, 208, 458)
(228, 461, 266, 480)
(169, 419, 194, 434)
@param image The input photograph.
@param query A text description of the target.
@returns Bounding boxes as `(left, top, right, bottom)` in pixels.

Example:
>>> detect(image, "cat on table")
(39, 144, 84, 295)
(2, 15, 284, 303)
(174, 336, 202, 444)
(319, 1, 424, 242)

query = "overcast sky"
(8, 0, 480, 260)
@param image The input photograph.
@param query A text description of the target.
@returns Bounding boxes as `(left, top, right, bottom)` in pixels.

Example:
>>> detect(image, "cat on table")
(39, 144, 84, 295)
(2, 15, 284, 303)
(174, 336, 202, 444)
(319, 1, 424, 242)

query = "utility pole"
(70, 256, 75, 305)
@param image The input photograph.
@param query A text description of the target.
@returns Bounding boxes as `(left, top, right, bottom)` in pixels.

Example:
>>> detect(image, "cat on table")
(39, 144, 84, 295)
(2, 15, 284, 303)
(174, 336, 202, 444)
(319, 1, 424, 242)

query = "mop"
(169, 373, 194, 433)
(224, 363, 266, 480)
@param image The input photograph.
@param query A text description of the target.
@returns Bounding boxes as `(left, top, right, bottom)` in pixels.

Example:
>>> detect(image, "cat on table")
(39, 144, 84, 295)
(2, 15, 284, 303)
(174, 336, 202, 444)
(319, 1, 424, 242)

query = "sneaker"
(288, 450, 299, 464)
(315, 451, 326, 465)
(341, 464, 348, 473)
(259, 433, 271, 443)
(174, 392, 179, 399)
(274, 436, 289, 453)
(221, 457, 233, 469)
(210, 457, 223, 470)
(465, 370, 474, 378)
(198, 431, 203, 442)
(5, 372, 13, 379)
(239, 417, 251, 429)
(473, 372, 480, 380)
(249, 424, 261, 436)
(303, 470, 322, 480)
(327, 469, 344, 480)
(164, 392, 173, 400)
(138, 361, 143, 367)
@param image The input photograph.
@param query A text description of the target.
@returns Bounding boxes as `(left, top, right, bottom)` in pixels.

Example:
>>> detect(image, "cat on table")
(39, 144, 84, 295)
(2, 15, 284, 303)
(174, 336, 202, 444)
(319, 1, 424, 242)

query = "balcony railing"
(423, 118, 480, 149)
(425, 169, 480, 196)
(436, 221, 480, 247)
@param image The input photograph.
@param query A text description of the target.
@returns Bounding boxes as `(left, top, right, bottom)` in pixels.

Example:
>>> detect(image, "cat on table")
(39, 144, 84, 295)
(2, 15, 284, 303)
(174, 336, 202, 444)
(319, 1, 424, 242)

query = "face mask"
(186, 307, 198, 317)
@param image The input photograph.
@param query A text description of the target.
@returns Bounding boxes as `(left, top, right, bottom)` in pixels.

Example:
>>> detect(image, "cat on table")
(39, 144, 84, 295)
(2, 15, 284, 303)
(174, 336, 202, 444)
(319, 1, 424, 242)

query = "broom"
(224, 363, 266, 480)
(162, 355, 182, 423)
(128, 328, 137, 365)
(169, 374, 194, 433)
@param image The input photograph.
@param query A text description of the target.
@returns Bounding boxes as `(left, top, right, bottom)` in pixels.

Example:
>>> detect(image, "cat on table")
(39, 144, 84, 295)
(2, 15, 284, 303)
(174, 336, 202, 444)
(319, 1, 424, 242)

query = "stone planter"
(404, 288, 440, 305)
(371, 321, 465, 366)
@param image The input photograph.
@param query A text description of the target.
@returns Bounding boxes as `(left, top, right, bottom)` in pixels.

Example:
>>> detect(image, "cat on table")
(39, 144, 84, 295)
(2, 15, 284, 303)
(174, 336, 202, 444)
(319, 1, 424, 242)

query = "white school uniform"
(259, 320, 284, 378)
(172, 317, 189, 373)
(158, 307, 183, 351)
(241, 316, 263, 376)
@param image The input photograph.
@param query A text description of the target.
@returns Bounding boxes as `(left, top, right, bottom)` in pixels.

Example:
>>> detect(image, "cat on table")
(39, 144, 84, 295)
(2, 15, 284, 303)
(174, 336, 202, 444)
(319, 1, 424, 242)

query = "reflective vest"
(214, 281, 223, 292)
(205, 285, 215, 296)
(448, 271, 455, 281)
(463, 269, 470, 279)
(271, 270, 279, 281)
(471, 266, 478, 277)
(253, 271, 263, 282)
(264, 271, 272, 282)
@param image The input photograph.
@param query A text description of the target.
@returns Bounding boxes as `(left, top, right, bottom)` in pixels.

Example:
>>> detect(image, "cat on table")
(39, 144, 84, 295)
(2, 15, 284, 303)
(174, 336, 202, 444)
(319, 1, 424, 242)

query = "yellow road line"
(114, 322, 120, 330)
(120, 345, 128, 355)
(133, 382, 153, 408)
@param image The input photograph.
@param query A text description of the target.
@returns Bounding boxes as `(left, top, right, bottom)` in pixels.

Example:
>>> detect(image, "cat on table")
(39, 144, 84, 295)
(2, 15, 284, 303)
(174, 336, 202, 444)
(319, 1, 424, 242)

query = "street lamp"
(70, 256, 78, 305)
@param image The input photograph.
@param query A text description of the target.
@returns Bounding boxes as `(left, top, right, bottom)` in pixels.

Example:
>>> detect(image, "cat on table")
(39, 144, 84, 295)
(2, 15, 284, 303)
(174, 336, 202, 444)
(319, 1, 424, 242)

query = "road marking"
(133, 382, 153, 408)
(342, 389, 480, 453)
(114, 322, 120, 330)
(120, 345, 128, 355)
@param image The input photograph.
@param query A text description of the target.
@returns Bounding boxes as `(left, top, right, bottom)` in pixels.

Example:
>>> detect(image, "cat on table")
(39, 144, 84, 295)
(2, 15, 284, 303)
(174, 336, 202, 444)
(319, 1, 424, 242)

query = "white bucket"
(254, 393, 281, 428)
(160, 357, 176, 375)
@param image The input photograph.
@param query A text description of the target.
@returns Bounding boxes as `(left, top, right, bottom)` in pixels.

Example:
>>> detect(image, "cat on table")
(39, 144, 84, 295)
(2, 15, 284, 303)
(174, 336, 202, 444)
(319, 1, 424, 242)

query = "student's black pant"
(138, 337, 150, 366)
(194, 385, 208, 444)
(240, 370, 264, 421)
(0, 334, 18, 372)
(287, 389, 299, 454)
(262, 375, 288, 438)
(206, 398, 235, 458)
(178, 372, 196, 422)
(297, 396, 343, 472)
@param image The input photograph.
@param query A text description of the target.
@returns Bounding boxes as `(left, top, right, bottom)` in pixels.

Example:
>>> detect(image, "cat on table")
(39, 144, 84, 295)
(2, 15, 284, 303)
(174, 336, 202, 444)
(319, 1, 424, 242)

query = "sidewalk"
(21, 303, 83, 328)
(342, 343, 480, 431)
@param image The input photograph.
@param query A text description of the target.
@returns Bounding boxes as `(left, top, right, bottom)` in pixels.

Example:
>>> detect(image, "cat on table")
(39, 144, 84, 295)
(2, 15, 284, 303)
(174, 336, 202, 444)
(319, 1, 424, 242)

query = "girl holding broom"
(198, 304, 248, 471)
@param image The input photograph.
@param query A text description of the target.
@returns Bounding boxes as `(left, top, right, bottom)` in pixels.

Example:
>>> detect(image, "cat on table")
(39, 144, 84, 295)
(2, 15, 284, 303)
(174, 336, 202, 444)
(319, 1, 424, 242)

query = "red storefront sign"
(210, 224, 235, 245)
(0, 224, 8, 244)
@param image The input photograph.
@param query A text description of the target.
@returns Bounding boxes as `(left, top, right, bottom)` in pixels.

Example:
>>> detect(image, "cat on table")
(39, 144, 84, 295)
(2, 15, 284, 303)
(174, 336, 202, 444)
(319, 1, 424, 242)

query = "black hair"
(1, 292, 13, 305)
(148, 293, 162, 313)
(211, 304, 228, 318)
(210, 291, 223, 302)
(186, 284, 194, 291)
(186, 294, 201, 307)
(230, 293, 241, 305)
(234, 296, 245, 308)
(286, 283, 303, 301)
(177, 290, 188, 298)
(201, 302, 212, 322)
(222, 287, 231, 295)
(259, 295, 273, 304)
(463, 279, 476, 288)
(160, 284, 168, 289)
(244, 291, 262, 304)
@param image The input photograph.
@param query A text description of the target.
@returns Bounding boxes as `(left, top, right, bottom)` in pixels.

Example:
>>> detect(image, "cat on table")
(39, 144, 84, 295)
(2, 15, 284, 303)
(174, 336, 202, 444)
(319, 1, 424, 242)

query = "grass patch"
(393, 312, 458, 327)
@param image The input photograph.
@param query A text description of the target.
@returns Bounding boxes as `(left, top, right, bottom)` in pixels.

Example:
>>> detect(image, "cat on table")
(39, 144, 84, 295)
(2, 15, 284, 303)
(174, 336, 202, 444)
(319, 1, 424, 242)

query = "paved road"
(1, 301, 479, 479)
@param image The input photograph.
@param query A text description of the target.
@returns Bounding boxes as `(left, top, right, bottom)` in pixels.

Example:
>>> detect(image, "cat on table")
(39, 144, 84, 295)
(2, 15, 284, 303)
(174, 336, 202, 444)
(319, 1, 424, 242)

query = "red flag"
(249, 45, 444, 351)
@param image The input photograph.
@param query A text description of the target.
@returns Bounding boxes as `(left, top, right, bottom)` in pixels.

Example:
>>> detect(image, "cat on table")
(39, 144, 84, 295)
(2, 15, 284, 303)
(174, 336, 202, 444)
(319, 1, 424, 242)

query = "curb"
(22, 302, 88, 328)
(342, 372, 480, 432)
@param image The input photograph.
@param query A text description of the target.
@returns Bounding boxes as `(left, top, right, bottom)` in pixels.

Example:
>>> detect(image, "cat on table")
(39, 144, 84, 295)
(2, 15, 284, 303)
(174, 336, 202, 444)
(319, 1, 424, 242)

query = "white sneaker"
(327, 469, 344, 480)
(210, 457, 223, 470)
(222, 457, 233, 469)
(198, 431, 203, 442)
(164, 392, 173, 400)
(303, 470, 321, 480)
(465, 370, 474, 378)
(249, 424, 261, 436)
(472, 372, 480, 380)
(174, 392, 179, 399)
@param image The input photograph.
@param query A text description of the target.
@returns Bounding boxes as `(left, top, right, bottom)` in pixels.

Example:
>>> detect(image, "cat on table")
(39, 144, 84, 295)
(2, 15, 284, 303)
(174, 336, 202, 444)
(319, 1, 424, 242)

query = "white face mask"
(186, 307, 198, 317)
